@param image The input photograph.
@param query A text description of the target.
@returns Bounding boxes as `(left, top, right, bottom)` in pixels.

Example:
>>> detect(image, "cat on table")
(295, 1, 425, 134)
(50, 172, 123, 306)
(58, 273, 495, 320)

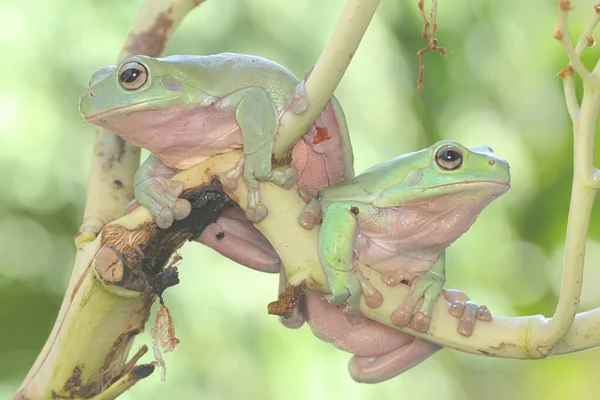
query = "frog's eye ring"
(435, 145, 463, 170)
(118, 61, 148, 90)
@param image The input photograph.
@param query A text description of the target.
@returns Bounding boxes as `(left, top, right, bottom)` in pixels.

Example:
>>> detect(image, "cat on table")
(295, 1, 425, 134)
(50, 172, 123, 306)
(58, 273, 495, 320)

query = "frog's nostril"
(489, 160, 495, 166)
(90, 92, 95, 97)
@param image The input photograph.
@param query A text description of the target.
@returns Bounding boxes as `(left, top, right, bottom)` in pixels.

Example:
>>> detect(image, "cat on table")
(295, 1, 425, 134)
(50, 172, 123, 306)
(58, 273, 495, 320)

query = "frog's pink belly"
(355, 237, 437, 276)
(99, 105, 244, 170)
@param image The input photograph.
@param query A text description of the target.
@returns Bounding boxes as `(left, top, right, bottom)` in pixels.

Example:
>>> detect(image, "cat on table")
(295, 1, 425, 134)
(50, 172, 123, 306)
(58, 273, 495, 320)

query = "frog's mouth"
(430, 180, 510, 191)
(81, 96, 180, 123)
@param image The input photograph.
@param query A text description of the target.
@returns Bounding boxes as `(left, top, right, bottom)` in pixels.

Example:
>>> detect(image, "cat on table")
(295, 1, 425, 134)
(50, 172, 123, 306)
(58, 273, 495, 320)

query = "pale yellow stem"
(273, 0, 380, 158)
(529, 1, 600, 355)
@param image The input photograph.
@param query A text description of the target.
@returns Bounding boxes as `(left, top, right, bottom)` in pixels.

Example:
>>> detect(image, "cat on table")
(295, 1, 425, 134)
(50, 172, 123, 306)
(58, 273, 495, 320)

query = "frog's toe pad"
(448, 301, 466, 318)
(365, 291, 384, 309)
(409, 312, 431, 332)
(172, 198, 192, 220)
(157, 209, 175, 229)
(246, 204, 268, 223)
(457, 317, 475, 337)
(219, 172, 239, 190)
(477, 305, 492, 322)
(278, 168, 297, 190)
(391, 307, 413, 327)
(298, 210, 318, 230)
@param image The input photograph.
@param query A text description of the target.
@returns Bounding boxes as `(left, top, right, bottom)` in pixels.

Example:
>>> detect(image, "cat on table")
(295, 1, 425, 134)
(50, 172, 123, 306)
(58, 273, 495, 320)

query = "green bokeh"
(2, 0, 600, 399)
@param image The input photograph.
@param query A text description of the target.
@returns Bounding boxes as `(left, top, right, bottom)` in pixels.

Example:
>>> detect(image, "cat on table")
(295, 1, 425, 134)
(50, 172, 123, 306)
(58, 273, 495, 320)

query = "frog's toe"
(219, 172, 239, 190)
(447, 301, 466, 318)
(270, 167, 297, 190)
(391, 307, 413, 327)
(172, 198, 192, 220)
(456, 301, 479, 336)
(477, 305, 492, 322)
(409, 312, 431, 332)
(246, 203, 268, 223)
(281, 168, 297, 190)
(156, 208, 175, 229)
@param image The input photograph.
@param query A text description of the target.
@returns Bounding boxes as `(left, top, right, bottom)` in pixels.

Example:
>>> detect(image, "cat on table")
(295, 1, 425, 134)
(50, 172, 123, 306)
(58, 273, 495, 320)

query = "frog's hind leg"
(219, 87, 296, 222)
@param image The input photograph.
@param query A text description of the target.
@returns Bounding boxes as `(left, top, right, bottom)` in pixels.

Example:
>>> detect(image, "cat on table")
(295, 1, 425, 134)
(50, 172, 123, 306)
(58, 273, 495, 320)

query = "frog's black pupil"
(441, 150, 460, 161)
(120, 68, 140, 83)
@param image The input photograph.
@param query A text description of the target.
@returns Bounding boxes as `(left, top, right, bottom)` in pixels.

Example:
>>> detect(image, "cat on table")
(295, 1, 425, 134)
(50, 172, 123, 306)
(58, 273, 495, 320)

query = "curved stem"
(273, 0, 380, 158)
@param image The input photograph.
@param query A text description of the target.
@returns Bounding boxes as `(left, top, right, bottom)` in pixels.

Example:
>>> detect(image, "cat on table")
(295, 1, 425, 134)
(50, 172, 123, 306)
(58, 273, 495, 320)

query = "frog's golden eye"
(435, 145, 463, 170)
(118, 61, 148, 90)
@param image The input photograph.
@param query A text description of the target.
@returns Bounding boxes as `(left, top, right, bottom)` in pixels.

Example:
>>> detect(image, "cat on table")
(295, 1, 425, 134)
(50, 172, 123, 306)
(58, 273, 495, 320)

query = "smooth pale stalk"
(273, 0, 380, 158)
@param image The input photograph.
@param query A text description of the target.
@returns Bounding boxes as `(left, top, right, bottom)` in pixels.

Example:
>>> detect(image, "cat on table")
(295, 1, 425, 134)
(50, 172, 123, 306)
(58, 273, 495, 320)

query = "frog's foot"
(298, 197, 322, 230)
(443, 289, 492, 336)
(324, 269, 362, 316)
(391, 272, 444, 332)
(135, 177, 192, 229)
(285, 79, 309, 115)
(243, 166, 297, 223)
(220, 156, 246, 190)
(355, 268, 383, 309)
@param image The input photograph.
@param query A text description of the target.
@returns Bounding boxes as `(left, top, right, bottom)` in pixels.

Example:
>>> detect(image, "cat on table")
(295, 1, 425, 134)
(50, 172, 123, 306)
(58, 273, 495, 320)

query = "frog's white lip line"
(429, 180, 511, 190)
(83, 96, 180, 121)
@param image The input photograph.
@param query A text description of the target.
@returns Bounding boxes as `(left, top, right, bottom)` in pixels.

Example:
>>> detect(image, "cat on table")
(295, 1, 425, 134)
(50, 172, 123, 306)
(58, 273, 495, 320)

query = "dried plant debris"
(268, 282, 307, 318)
(417, 0, 450, 93)
(150, 304, 180, 381)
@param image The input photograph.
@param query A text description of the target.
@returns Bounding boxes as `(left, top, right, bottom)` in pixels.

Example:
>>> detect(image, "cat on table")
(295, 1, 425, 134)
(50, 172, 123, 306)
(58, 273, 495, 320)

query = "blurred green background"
(2, 0, 600, 399)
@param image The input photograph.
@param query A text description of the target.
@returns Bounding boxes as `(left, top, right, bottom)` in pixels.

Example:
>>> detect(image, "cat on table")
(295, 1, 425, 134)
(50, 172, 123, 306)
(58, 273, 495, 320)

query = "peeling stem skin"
(529, 1, 600, 355)
(272, 0, 380, 158)
(154, 151, 600, 359)
(13, 260, 152, 399)
(78, 0, 202, 247)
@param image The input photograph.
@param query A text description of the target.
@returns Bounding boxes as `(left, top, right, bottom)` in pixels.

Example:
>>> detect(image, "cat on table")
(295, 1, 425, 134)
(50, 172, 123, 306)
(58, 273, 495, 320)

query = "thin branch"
(556, 3, 600, 120)
(554, 0, 596, 84)
(272, 0, 380, 158)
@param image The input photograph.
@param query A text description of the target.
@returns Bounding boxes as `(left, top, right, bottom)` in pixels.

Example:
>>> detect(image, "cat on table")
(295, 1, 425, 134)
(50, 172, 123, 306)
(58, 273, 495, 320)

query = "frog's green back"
(152, 53, 300, 107)
(320, 147, 431, 205)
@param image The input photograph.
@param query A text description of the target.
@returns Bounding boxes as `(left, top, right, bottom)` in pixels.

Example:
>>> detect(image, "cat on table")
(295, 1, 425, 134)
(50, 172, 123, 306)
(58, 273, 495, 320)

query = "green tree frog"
(79, 53, 353, 228)
(303, 140, 510, 332)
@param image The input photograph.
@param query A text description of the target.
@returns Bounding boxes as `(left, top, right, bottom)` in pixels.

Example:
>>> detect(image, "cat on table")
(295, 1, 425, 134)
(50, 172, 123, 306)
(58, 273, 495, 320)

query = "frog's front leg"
(218, 87, 296, 222)
(318, 202, 363, 314)
(134, 154, 192, 229)
(391, 253, 446, 332)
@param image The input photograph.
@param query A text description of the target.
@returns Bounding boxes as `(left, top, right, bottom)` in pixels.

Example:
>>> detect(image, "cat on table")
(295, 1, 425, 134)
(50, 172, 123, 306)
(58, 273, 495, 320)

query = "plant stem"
(273, 0, 380, 158)
(528, 0, 600, 355)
